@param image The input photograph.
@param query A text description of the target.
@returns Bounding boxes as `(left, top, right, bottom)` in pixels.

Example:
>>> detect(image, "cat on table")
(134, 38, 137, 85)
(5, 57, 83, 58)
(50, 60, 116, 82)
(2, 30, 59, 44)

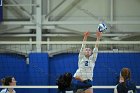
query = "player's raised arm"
(92, 31, 102, 61)
(95, 23, 107, 48)
(79, 32, 90, 56)
(95, 31, 102, 49)
(93, 23, 107, 60)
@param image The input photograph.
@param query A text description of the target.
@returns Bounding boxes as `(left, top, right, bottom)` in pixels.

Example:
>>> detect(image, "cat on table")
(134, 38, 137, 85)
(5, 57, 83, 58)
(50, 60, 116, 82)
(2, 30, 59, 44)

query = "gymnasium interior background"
(0, 0, 140, 93)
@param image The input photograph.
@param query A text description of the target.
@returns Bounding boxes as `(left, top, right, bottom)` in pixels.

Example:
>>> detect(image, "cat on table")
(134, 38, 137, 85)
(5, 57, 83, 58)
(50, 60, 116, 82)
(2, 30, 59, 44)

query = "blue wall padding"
(49, 53, 78, 84)
(0, 53, 140, 93)
(29, 53, 49, 93)
(0, 53, 29, 93)
(49, 53, 140, 93)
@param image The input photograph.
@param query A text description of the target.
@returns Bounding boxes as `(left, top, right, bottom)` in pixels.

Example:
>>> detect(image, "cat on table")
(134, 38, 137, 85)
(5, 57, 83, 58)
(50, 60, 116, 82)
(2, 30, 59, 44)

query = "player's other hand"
(84, 31, 90, 37)
(96, 31, 102, 39)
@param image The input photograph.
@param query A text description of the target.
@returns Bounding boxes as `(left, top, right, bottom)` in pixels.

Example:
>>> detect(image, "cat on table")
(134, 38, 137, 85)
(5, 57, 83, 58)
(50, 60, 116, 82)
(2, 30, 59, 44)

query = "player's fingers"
(86, 31, 90, 36)
(84, 31, 90, 36)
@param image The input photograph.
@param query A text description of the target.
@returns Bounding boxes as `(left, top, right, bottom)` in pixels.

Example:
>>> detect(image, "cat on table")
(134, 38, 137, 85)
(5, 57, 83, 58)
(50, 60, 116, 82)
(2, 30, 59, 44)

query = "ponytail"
(121, 68, 131, 82)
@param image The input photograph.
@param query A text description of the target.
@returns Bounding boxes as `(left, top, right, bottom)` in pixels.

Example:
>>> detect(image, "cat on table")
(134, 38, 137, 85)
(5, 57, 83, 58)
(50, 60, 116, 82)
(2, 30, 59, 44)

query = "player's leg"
(84, 88, 93, 93)
(74, 89, 85, 93)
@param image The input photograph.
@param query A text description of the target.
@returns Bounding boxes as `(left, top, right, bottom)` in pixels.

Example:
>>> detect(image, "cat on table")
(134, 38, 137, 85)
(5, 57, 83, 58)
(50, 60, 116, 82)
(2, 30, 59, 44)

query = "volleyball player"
(73, 30, 102, 93)
(116, 68, 137, 93)
(0, 76, 17, 93)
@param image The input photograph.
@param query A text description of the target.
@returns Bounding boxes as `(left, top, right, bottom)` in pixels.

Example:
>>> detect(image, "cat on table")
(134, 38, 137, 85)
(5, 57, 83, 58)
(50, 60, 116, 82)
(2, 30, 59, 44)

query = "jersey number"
(85, 61, 89, 66)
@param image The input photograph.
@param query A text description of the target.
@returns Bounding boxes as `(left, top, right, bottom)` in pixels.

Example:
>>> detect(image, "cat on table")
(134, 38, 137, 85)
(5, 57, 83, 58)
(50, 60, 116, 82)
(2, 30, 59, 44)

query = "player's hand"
(96, 31, 102, 40)
(84, 31, 90, 37)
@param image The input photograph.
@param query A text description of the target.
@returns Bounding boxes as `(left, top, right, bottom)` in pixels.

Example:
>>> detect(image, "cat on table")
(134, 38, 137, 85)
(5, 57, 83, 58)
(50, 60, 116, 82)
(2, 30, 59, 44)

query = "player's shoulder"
(0, 89, 7, 93)
(126, 79, 136, 84)
(117, 80, 136, 93)
(117, 82, 127, 93)
(93, 47, 98, 51)
(13, 90, 16, 93)
(126, 80, 136, 89)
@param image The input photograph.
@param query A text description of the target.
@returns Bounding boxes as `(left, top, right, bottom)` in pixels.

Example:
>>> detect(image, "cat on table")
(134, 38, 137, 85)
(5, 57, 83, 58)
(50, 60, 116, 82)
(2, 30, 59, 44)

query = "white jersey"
(74, 45, 98, 80)
(0, 89, 16, 93)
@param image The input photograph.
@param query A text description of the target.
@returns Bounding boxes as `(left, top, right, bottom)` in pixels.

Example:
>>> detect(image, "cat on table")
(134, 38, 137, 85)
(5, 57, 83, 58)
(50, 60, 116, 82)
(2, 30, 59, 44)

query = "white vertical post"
(29, 37, 32, 51)
(47, 38, 50, 51)
(26, 57, 29, 64)
(110, 0, 114, 27)
(36, 0, 42, 52)
(46, 0, 50, 21)
(46, 0, 50, 51)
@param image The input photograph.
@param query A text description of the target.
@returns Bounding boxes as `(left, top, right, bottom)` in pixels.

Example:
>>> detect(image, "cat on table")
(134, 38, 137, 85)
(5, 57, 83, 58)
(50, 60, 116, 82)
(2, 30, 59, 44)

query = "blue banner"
(0, 0, 3, 22)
